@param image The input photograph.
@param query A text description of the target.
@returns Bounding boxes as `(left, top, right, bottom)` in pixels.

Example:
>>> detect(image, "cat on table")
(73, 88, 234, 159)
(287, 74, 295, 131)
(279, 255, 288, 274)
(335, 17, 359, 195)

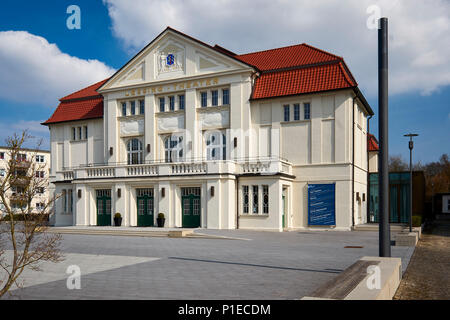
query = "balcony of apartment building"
(54, 156, 293, 182)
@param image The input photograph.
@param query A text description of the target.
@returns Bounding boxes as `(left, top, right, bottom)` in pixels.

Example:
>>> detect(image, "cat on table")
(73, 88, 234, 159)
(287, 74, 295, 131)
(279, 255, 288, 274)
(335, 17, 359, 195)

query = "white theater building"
(44, 27, 374, 231)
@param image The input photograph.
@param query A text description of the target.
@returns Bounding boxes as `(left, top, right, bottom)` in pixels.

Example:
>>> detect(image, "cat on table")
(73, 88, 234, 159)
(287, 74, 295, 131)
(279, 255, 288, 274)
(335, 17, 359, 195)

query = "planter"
(114, 217, 122, 227)
(157, 217, 165, 228)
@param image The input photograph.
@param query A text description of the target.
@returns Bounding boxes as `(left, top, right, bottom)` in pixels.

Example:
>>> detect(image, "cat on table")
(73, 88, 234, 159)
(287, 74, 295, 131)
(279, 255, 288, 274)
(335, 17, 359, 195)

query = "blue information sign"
(308, 183, 336, 226)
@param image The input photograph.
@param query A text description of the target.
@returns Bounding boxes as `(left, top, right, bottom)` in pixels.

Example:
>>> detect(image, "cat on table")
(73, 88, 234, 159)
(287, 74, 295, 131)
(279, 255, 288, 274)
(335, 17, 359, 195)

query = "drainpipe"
(367, 115, 373, 223)
(352, 96, 357, 228)
(235, 175, 239, 229)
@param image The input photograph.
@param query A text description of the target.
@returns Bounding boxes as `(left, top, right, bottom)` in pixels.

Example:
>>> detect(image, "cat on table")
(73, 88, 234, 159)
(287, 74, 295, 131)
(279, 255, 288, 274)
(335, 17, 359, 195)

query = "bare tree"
(0, 131, 63, 298)
(389, 154, 409, 172)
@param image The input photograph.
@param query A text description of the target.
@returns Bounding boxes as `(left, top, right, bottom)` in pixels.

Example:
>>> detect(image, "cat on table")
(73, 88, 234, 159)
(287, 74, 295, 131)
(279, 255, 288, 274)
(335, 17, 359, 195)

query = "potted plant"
(114, 213, 122, 226)
(157, 213, 165, 228)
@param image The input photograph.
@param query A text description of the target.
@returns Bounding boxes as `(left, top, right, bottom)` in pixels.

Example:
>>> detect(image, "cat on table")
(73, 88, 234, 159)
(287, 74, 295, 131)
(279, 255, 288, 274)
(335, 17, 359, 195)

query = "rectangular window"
(179, 95, 185, 110)
(78, 127, 82, 140)
(62, 190, 67, 213)
(252, 186, 259, 214)
(122, 102, 127, 116)
(0, 152, 4, 159)
(294, 104, 300, 121)
(36, 171, 44, 178)
(263, 185, 269, 214)
(243, 186, 249, 214)
(130, 101, 136, 115)
(37, 187, 45, 194)
(201, 92, 207, 107)
(159, 97, 165, 112)
(72, 127, 76, 140)
(0, 169, 5, 177)
(68, 189, 73, 213)
(139, 100, 145, 114)
(36, 155, 44, 162)
(222, 89, 230, 105)
(84, 126, 88, 140)
(169, 96, 175, 111)
(211, 90, 218, 106)
(284, 105, 290, 122)
(304, 103, 311, 120)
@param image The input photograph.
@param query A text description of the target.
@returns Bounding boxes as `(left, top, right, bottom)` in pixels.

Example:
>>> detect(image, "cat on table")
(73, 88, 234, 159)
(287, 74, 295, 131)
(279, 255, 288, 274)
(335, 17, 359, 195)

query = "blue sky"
(0, 0, 448, 164)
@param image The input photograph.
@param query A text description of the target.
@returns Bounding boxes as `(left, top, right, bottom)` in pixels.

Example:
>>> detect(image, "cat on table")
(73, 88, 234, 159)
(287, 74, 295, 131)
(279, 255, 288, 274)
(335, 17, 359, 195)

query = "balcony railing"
(54, 157, 292, 182)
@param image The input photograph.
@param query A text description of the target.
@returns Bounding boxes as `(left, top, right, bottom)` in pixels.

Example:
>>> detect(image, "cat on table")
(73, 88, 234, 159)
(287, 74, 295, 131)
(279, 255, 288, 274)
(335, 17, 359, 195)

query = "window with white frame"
(72, 126, 87, 141)
(130, 101, 136, 115)
(179, 95, 185, 110)
(252, 186, 259, 214)
(0, 152, 5, 160)
(222, 89, 230, 105)
(164, 134, 184, 163)
(205, 131, 226, 161)
(304, 103, 311, 120)
(122, 102, 127, 116)
(200, 92, 207, 107)
(0, 168, 5, 177)
(283, 105, 290, 122)
(211, 90, 218, 106)
(243, 186, 249, 214)
(139, 100, 145, 114)
(294, 104, 300, 121)
(263, 185, 269, 214)
(127, 138, 143, 165)
(169, 96, 175, 111)
(84, 126, 88, 140)
(159, 97, 165, 112)
(36, 155, 45, 163)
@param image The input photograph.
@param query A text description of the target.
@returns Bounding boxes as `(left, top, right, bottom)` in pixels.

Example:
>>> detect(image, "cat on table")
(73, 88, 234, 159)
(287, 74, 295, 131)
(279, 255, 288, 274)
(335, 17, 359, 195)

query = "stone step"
(352, 224, 406, 232)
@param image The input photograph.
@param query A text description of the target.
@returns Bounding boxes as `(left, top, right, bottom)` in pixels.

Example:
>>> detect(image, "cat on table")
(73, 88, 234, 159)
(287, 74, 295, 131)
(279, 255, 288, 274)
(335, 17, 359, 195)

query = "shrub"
(114, 213, 121, 219)
(158, 213, 165, 219)
(0, 214, 49, 222)
(412, 215, 422, 227)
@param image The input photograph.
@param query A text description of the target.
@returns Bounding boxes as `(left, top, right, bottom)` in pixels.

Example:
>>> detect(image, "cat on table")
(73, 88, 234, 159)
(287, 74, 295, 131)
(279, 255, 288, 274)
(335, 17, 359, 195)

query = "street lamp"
(404, 133, 418, 232)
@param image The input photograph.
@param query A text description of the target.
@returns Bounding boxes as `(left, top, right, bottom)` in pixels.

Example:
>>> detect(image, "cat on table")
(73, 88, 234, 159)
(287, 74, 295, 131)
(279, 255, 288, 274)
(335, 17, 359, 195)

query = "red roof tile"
(368, 134, 379, 152)
(236, 43, 340, 71)
(251, 62, 355, 100)
(43, 79, 108, 125)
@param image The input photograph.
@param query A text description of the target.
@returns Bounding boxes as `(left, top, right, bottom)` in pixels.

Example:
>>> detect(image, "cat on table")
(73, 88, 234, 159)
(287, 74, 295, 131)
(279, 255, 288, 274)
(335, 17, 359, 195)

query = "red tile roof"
(368, 134, 379, 152)
(236, 43, 340, 71)
(44, 32, 363, 125)
(234, 44, 357, 100)
(250, 61, 355, 100)
(43, 79, 108, 125)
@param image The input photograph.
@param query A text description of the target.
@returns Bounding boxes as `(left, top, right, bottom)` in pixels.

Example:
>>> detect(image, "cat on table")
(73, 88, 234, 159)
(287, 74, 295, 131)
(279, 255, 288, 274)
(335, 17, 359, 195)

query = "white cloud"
(0, 120, 50, 150)
(0, 31, 116, 106)
(103, 0, 450, 96)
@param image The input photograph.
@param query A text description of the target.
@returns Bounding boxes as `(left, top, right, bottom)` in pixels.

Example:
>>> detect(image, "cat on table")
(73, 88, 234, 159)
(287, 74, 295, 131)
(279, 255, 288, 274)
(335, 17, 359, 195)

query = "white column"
(145, 93, 156, 162)
(185, 88, 197, 160)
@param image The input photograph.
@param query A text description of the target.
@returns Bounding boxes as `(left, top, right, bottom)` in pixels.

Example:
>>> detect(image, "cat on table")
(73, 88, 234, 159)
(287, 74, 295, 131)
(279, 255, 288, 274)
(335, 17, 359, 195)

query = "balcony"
(55, 157, 292, 182)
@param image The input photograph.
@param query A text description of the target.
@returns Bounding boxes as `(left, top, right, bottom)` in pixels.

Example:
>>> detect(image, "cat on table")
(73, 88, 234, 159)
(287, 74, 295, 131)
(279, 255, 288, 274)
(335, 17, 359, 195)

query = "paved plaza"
(1, 229, 414, 300)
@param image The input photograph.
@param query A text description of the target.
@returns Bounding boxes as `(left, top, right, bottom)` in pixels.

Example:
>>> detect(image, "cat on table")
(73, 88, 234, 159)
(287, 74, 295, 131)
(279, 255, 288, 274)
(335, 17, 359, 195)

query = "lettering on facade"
(124, 78, 219, 97)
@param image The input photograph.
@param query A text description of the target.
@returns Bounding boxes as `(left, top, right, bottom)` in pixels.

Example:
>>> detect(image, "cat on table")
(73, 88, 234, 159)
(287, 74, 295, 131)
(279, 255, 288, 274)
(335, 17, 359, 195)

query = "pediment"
(99, 28, 252, 91)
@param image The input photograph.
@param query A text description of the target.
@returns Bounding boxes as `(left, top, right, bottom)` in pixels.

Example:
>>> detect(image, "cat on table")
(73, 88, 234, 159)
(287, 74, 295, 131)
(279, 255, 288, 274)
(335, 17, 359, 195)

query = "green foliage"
(114, 212, 121, 219)
(158, 213, 165, 219)
(412, 215, 422, 227)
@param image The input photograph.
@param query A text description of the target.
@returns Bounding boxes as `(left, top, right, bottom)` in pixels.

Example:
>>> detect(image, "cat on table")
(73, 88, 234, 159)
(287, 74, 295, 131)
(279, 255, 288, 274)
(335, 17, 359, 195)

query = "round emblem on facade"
(166, 54, 175, 66)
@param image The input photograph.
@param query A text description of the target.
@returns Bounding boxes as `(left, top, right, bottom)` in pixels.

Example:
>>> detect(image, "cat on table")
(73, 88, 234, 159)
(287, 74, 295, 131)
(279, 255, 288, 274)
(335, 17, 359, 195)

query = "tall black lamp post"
(404, 133, 418, 232)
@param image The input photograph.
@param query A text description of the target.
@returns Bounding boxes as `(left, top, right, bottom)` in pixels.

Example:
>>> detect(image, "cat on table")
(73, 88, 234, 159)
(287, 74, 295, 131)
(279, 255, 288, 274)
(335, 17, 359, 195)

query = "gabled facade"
(43, 27, 373, 231)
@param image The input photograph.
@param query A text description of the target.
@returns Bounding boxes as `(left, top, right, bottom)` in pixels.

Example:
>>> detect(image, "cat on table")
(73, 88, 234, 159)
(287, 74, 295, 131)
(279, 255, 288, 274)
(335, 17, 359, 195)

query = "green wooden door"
(181, 188, 201, 228)
(137, 189, 154, 227)
(96, 190, 111, 226)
